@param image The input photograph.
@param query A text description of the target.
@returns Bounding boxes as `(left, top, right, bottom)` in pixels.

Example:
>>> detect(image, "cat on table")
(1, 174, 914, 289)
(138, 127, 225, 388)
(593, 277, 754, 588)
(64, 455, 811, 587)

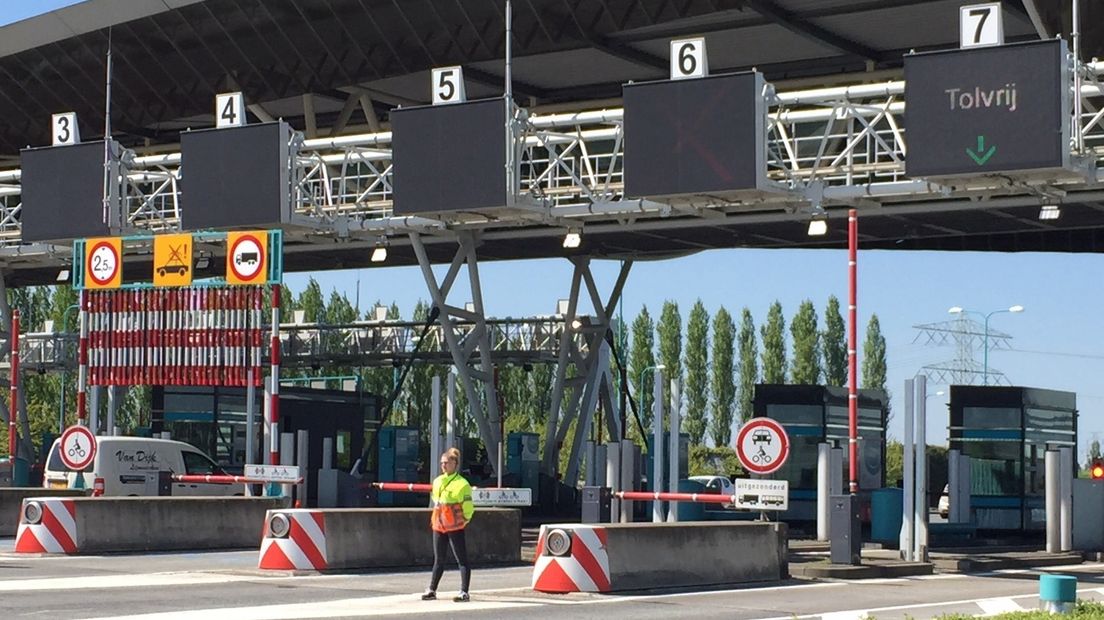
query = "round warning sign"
(227, 233, 266, 284)
(86, 239, 121, 288)
(59, 425, 97, 471)
(736, 417, 790, 476)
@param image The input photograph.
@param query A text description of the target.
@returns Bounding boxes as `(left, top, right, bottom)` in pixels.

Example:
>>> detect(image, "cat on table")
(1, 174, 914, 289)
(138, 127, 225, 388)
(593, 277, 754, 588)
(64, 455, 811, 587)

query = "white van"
(43, 436, 240, 497)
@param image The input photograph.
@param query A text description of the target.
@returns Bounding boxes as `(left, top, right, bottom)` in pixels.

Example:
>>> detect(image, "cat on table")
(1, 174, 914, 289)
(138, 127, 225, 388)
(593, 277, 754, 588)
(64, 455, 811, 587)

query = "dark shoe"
(420, 590, 436, 601)
(453, 592, 470, 603)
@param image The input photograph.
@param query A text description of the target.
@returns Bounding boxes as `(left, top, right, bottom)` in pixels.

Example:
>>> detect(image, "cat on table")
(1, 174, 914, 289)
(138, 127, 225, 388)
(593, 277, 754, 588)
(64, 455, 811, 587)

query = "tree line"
(0, 280, 888, 463)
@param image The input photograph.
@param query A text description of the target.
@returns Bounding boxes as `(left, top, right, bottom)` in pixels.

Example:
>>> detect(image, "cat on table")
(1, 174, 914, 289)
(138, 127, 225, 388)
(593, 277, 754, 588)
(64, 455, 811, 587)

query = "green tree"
(822, 295, 847, 387)
(790, 299, 821, 385)
(1091, 439, 1102, 460)
(861, 314, 888, 391)
(297, 278, 325, 323)
(657, 301, 682, 427)
(736, 308, 758, 422)
(710, 307, 736, 447)
(688, 445, 744, 477)
(684, 301, 709, 446)
(761, 301, 786, 384)
(628, 306, 656, 431)
(885, 439, 904, 487)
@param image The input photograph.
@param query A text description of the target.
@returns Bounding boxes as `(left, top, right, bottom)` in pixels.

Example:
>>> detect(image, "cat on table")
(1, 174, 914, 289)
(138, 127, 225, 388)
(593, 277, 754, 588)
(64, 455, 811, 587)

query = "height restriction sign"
(84, 237, 122, 289)
(226, 231, 267, 285)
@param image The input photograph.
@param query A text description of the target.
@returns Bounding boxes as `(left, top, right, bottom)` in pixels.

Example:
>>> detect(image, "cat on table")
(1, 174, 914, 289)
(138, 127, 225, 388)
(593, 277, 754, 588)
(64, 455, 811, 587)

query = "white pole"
(106, 386, 116, 436)
(280, 432, 294, 499)
(620, 438, 634, 523)
(1045, 450, 1060, 552)
(817, 442, 830, 541)
(900, 378, 915, 560)
(430, 375, 441, 479)
(1060, 446, 1073, 551)
(606, 441, 621, 523)
(446, 371, 457, 450)
(913, 374, 928, 562)
(90, 386, 101, 435)
(296, 429, 309, 507)
(245, 368, 256, 467)
(667, 378, 680, 523)
(652, 367, 665, 523)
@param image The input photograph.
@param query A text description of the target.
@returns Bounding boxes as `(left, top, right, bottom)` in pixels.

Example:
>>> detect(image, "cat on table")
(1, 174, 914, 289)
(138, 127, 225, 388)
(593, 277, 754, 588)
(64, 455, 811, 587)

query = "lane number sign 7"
(960, 3, 1003, 49)
(432, 67, 466, 105)
(670, 38, 708, 80)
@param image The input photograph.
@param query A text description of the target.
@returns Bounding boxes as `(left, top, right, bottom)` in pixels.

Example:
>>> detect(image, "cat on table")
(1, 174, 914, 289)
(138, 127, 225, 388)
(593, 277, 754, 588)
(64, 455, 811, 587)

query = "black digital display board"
(20, 141, 114, 242)
(905, 39, 1069, 178)
(391, 98, 508, 215)
(180, 122, 292, 231)
(623, 72, 765, 199)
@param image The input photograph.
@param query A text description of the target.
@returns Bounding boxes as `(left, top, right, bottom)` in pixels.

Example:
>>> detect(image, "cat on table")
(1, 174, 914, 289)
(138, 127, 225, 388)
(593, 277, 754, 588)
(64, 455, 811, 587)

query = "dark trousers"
(429, 529, 471, 593)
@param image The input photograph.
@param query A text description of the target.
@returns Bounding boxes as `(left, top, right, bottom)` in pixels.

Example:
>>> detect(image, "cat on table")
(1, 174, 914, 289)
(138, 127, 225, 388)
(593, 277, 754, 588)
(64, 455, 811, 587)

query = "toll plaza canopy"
(0, 0, 1096, 285)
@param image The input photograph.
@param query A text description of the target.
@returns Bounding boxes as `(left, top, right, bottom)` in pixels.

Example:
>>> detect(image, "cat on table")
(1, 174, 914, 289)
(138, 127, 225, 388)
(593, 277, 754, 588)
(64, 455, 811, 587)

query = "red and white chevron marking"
(531, 524, 610, 593)
(258, 510, 327, 570)
(14, 499, 78, 554)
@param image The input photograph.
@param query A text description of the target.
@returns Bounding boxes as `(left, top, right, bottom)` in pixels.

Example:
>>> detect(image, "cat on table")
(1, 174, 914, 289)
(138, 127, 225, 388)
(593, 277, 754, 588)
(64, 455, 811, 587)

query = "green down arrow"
(966, 135, 996, 165)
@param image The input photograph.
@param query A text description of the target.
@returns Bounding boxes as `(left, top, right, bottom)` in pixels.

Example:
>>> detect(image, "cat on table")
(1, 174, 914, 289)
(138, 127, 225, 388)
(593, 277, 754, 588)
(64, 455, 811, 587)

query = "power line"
(1006, 348, 1104, 361)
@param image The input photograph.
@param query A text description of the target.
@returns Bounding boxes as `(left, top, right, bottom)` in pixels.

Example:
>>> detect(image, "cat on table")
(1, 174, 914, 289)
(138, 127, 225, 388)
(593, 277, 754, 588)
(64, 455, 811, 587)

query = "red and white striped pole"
(847, 208, 859, 495)
(9, 309, 19, 459)
(269, 285, 281, 466)
(616, 491, 733, 505)
(77, 291, 89, 425)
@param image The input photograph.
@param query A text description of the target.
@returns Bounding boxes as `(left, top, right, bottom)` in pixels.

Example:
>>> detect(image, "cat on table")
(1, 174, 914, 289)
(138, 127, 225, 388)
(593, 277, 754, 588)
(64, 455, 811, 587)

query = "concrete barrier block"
(532, 521, 788, 593)
(258, 507, 521, 571)
(14, 496, 290, 554)
(1, 488, 90, 536)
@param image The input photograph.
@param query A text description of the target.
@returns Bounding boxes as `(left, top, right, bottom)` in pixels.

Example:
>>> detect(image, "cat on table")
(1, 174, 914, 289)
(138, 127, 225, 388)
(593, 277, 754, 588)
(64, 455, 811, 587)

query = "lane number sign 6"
(51, 112, 80, 146)
(432, 66, 466, 105)
(670, 38, 708, 80)
(960, 3, 1003, 49)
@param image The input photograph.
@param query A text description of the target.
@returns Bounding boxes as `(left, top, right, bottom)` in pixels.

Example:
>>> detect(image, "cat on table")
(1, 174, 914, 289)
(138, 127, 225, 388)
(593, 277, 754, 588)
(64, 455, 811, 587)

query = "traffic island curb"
(932, 552, 1084, 573)
(788, 562, 933, 580)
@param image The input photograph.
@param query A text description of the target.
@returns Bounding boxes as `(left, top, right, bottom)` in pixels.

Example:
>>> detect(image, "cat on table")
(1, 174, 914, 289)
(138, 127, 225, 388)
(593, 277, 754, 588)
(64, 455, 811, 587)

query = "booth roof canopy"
(0, 0, 1053, 157)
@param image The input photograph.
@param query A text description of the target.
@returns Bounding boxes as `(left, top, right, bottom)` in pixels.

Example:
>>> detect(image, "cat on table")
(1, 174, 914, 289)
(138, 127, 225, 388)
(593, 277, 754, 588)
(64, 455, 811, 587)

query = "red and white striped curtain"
(85, 287, 265, 387)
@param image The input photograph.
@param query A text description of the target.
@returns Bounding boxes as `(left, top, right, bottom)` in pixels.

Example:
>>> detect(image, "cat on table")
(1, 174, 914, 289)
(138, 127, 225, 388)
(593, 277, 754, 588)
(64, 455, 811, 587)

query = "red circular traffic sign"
(228, 234, 265, 282)
(59, 425, 97, 471)
(736, 417, 790, 475)
(86, 240, 120, 286)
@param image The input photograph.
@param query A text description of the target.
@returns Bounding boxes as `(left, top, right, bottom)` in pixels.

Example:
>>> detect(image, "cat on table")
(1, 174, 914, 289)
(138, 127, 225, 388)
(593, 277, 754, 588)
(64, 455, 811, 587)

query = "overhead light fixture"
(1039, 205, 1060, 220)
(371, 246, 387, 262)
(807, 206, 828, 236)
(563, 230, 582, 248)
(948, 306, 963, 315)
(1008, 305, 1024, 313)
(55, 269, 70, 282)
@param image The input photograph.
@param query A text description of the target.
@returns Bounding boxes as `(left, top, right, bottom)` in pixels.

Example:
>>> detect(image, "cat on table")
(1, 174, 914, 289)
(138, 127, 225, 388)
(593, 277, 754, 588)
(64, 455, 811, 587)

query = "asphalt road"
(2, 538, 1103, 619)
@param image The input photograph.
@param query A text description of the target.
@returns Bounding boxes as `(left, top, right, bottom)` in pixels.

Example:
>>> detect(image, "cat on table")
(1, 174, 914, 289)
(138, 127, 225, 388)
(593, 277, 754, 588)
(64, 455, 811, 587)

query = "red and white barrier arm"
(171, 474, 304, 485)
(372, 482, 433, 493)
(615, 491, 734, 504)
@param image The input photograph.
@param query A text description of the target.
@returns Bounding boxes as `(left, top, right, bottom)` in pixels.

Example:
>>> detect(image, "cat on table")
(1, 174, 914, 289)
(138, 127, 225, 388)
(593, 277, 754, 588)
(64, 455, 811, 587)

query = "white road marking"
(0, 572, 258, 592)
(820, 612, 868, 620)
(74, 593, 540, 620)
(976, 598, 1023, 615)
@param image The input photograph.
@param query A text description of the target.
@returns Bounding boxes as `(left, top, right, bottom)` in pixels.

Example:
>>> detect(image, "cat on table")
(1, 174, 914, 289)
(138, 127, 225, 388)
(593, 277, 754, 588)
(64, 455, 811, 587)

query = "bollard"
(1038, 573, 1076, 613)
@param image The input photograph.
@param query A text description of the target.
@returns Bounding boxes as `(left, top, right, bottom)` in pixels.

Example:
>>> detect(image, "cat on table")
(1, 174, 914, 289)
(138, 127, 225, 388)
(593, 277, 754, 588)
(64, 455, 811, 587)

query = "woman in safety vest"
(421, 447, 475, 602)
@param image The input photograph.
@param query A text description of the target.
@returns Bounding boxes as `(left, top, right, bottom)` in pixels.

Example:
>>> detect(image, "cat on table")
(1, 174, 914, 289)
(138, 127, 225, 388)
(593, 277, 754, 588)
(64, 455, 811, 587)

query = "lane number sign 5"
(432, 66, 466, 105)
(670, 38, 708, 80)
(960, 3, 1003, 49)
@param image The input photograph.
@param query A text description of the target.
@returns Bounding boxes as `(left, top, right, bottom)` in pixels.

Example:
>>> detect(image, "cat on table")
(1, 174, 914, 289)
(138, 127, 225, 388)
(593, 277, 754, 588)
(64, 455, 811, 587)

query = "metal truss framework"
(5, 59, 1104, 253)
(542, 257, 631, 482)
(912, 316, 1015, 386)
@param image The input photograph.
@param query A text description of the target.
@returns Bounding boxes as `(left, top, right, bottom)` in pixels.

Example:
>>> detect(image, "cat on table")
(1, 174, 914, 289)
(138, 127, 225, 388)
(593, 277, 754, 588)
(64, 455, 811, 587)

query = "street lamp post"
(638, 364, 666, 421)
(948, 305, 1024, 385)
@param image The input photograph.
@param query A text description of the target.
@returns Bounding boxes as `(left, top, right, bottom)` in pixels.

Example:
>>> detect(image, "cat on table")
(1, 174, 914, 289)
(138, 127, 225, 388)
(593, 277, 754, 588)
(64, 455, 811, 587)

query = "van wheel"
(233, 493, 244, 497)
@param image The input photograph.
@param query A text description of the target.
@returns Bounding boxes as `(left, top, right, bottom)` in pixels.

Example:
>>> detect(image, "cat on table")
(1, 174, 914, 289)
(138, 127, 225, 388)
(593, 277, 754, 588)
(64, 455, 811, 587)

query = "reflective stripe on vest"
(432, 502, 466, 533)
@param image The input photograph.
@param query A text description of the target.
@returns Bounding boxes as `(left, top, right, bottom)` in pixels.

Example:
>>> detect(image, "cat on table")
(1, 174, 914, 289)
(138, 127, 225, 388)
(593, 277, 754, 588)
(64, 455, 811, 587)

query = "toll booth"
(377, 426, 422, 506)
(506, 432, 540, 493)
(752, 385, 888, 521)
(948, 386, 1077, 531)
(151, 384, 381, 506)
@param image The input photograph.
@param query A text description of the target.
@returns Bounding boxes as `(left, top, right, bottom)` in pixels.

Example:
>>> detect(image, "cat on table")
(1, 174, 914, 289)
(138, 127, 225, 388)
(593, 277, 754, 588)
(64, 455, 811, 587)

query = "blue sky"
(7, 2, 1101, 457)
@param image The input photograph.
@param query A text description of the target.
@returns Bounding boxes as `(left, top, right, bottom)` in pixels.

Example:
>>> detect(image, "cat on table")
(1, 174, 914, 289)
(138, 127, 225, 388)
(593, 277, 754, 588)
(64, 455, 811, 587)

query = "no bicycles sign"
(59, 425, 97, 471)
(735, 417, 789, 476)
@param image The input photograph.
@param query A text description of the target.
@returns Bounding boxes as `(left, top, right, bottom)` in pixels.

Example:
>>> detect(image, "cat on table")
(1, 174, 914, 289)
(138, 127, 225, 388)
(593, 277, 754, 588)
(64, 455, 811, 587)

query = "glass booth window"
(962, 407, 1020, 429)
(962, 440, 1021, 496)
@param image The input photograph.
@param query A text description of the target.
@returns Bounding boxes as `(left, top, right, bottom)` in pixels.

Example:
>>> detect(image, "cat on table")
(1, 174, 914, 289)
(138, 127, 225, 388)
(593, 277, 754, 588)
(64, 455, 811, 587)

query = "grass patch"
(932, 599, 1104, 619)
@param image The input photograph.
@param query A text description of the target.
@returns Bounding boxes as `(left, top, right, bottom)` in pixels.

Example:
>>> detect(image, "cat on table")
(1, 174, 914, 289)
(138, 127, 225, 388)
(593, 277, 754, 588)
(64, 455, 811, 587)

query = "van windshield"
(46, 441, 86, 473)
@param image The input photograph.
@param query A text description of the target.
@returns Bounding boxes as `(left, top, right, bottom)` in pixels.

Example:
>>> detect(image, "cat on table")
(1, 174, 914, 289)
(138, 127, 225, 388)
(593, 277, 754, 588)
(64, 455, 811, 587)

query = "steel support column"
(410, 231, 502, 473)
